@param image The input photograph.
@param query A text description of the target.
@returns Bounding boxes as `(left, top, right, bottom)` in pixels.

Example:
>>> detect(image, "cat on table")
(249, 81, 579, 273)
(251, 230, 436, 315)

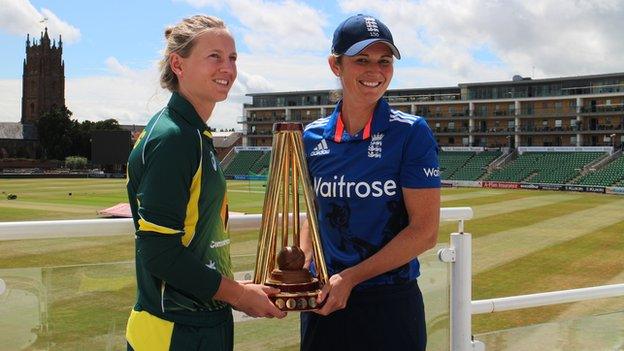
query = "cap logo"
(364, 17, 380, 37)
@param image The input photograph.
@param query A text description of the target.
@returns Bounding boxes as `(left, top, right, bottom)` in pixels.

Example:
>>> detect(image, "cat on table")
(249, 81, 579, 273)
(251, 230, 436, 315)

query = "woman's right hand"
(231, 283, 287, 319)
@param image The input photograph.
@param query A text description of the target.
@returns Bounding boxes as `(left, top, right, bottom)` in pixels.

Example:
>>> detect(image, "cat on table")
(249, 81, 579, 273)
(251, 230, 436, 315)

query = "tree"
(68, 118, 122, 159)
(36, 106, 75, 160)
(65, 156, 88, 169)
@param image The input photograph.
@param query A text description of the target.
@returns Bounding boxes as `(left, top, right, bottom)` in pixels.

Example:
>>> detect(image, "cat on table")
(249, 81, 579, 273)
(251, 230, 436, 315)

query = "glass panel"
(0, 238, 450, 350)
(475, 310, 624, 350)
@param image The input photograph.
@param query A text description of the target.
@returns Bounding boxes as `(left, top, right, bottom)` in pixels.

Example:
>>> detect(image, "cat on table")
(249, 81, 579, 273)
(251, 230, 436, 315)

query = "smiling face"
(329, 42, 394, 107)
(172, 28, 237, 106)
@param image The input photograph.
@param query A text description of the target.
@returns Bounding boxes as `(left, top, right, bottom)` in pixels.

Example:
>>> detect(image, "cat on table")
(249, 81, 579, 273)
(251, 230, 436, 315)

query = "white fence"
(0, 208, 473, 241)
(1, 207, 623, 350)
(438, 231, 624, 350)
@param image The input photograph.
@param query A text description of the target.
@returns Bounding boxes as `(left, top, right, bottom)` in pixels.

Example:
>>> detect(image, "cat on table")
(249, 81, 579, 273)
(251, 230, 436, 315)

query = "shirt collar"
(167, 91, 211, 137)
(323, 98, 391, 142)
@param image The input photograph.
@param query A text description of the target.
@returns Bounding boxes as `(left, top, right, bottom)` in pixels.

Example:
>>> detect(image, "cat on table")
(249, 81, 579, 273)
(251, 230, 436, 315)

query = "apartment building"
(241, 72, 624, 149)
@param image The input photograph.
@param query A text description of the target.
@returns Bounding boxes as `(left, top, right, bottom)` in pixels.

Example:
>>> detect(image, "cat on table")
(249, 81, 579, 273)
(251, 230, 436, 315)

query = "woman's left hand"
(313, 271, 356, 316)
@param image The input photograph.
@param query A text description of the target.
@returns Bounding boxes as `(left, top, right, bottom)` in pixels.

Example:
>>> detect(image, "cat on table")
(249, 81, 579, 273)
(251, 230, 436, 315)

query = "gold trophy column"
(253, 122, 329, 311)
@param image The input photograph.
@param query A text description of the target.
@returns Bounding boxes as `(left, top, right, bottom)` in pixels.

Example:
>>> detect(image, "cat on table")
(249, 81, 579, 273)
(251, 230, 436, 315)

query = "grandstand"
(448, 150, 502, 181)
(223, 145, 624, 189)
(439, 151, 473, 179)
(575, 153, 624, 186)
(486, 151, 606, 184)
(222, 147, 271, 177)
(249, 151, 271, 175)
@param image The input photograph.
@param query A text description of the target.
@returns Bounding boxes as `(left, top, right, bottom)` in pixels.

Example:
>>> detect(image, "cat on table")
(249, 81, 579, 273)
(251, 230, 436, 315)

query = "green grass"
(0, 179, 623, 350)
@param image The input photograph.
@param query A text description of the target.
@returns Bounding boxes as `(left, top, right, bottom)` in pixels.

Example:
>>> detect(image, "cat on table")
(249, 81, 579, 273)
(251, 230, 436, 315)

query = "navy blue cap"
(331, 14, 401, 59)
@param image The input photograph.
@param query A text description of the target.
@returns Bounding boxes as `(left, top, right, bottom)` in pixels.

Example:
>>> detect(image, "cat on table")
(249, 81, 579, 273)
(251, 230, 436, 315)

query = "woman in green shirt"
(125, 15, 285, 351)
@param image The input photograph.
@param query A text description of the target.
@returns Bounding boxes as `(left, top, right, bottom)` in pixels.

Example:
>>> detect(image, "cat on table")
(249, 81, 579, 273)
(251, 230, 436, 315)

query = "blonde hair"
(159, 15, 226, 92)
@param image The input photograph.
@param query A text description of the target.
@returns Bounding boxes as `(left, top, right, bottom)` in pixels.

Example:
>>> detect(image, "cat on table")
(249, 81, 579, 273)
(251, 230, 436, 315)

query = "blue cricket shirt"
(303, 98, 440, 288)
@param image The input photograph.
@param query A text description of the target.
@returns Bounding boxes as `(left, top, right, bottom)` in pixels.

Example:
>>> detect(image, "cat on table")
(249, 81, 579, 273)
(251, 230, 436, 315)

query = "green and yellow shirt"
(127, 92, 232, 326)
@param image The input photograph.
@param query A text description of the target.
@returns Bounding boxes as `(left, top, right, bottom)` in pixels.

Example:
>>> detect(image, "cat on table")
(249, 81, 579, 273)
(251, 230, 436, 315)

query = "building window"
(448, 137, 455, 144)
(479, 105, 487, 116)
(571, 136, 577, 144)
(508, 120, 515, 129)
(569, 100, 576, 108)
(555, 120, 562, 127)
(448, 122, 455, 130)
(570, 119, 577, 126)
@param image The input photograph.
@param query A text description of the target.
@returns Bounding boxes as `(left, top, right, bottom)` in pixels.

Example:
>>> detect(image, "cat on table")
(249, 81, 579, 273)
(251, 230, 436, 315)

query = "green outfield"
(0, 178, 623, 350)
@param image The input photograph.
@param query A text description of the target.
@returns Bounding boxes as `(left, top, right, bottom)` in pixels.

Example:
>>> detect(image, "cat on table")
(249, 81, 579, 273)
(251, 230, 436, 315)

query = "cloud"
(175, 0, 330, 54)
(228, 0, 330, 54)
(338, 0, 624, 79)
(0, 0, 80, 43)
(237, 53, 334, 92)
(0, 53, 327, 130)
(0, 79, 21, 122)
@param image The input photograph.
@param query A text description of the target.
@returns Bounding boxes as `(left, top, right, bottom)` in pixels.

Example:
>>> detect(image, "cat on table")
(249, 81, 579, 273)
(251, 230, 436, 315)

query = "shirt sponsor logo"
(210, 239, 230, 248)
(310, 139, 330, 156)
(423, 167, 441, 177)
(368, 133, 383, 158)
(314, 175, 397, 198)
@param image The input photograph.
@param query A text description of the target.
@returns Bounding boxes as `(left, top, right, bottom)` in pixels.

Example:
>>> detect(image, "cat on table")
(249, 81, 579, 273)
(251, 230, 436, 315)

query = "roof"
(0, 123, 25, 139)
(213, 132, 242, 148)
(459, 72, 624, 88)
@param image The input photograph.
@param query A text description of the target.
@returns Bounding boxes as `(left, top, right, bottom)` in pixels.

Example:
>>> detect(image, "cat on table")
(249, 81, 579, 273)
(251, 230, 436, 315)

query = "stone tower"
(21, 27, 65, 125)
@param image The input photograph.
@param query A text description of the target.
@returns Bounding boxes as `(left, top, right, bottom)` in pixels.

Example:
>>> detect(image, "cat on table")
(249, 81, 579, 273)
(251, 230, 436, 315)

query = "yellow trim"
(136, 198, 180, 235)
(132, 130, 146, 149)
(126, 310, 173, 351)
(220, 193, 229, 232)
(202, 130, 212, 138)
(138, 218, 180, 235)
(182, 132, 203, 247)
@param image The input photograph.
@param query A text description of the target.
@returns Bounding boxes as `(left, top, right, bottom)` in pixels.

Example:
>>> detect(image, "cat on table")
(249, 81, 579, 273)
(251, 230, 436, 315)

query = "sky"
(1, 0, 623, 130)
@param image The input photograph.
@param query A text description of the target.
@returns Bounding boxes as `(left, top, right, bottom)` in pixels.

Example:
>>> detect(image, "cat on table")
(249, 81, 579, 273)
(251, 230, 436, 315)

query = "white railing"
(472, 284, 624, 314)
(438, 231, 624, 351)
(0, 207, 473, 241)
(7, 206, 621, 350)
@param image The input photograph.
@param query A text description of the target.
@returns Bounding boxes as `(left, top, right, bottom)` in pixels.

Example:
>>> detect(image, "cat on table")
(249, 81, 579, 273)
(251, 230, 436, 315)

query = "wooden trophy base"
(265, 269, 324, 311)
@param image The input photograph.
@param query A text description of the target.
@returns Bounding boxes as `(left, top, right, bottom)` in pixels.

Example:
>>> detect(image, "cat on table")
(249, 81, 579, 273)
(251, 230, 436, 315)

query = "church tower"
(21, 27, 65, 125)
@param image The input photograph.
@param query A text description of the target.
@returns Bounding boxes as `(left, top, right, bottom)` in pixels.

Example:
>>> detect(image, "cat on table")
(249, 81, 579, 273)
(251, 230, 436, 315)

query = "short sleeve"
(136, 133, 200, 234)
(400, 118, 441, 189)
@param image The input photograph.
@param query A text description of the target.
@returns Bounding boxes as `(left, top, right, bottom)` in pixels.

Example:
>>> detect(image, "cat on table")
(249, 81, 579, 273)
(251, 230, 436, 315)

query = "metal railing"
(3, 206, 621, 350)
(0, 208, 473, 241)
(438, 231, 624, 350)
(0, 208, 471, 350)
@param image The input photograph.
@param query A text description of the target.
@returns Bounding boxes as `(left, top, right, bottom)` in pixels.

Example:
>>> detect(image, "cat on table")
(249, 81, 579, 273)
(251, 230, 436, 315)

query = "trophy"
(253, 122, 329, 311)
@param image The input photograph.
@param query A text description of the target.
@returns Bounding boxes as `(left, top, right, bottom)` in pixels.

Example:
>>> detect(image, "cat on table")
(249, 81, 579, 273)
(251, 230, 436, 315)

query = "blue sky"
(1, 0, 623, 129)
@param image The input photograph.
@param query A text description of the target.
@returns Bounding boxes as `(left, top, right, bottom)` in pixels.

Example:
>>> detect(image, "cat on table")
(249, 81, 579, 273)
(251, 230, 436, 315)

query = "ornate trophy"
(253, 122, 329, 311)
